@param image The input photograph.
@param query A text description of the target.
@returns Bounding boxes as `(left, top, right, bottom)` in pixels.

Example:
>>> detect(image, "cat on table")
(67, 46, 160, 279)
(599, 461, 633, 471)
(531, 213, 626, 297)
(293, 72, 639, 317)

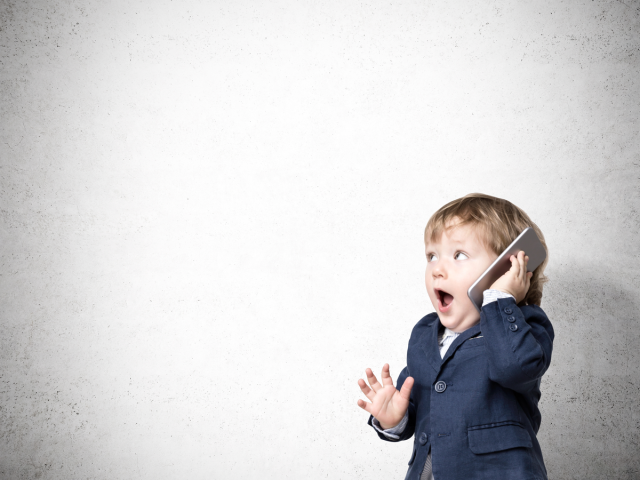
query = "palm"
(357, 364, 414, 429)
(369, 385, 408, 426)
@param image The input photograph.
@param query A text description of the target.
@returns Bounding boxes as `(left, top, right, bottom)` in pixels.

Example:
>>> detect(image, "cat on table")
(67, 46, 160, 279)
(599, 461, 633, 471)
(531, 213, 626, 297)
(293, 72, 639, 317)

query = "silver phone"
(467, 227, 546, 313)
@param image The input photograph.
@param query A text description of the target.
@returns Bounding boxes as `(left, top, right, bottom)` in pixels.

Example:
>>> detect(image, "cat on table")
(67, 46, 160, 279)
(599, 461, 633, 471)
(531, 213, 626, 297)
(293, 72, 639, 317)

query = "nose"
(432, 260, 447, 279)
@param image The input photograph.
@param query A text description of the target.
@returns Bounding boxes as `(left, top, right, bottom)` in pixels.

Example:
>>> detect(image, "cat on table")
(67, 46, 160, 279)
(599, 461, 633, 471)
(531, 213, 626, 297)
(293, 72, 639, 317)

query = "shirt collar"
(439, 327, 460, 345)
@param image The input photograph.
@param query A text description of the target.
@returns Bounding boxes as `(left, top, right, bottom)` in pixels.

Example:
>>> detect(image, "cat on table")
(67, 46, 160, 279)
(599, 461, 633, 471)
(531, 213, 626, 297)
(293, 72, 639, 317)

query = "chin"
(442, 312, 481, 332)
(438, 316, 461, 330)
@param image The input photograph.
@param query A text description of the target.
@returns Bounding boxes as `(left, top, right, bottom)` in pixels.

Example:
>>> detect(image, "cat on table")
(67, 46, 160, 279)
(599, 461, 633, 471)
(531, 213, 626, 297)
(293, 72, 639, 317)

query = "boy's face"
(424, 219, 498, 332)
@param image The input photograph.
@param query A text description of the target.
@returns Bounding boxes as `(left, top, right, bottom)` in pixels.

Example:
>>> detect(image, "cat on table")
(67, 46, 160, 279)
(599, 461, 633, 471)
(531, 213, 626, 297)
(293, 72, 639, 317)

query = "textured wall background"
(1, 0, 639, 478)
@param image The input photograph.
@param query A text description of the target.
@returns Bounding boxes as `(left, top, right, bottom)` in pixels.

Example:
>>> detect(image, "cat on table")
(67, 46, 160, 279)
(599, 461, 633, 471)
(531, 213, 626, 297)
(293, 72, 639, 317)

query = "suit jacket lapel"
(440, 323, 482, 365)
(421, 316, 444, 373)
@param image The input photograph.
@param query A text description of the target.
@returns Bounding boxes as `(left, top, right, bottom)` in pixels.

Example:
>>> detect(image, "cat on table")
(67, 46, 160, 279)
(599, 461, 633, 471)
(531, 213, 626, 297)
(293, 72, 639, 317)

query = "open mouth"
(435, 288, 454, 309)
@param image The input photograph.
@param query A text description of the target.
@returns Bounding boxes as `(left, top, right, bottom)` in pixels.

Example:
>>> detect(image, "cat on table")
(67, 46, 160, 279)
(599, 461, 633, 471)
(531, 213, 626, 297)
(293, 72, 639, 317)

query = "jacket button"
(419, 432, 428, 445)
(507, 316, 516, 323)
(435, 381, 447, 393)
(504, 307, 513, 314)
(509, 324, 518, 332)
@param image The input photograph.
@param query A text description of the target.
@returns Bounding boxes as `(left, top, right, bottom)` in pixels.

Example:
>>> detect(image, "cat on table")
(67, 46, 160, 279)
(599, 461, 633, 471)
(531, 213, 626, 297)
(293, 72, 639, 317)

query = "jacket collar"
(421, 316, 481, 373)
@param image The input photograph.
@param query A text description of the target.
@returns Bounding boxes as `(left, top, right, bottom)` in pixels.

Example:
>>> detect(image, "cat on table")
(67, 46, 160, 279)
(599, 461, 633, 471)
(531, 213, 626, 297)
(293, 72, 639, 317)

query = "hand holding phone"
(467, 227, 546, 313)
(490, 250, 533, 303)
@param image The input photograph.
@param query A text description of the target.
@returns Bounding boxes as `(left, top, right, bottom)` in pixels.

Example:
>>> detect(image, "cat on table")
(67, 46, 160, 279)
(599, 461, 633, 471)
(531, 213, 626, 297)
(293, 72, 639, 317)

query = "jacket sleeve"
(480, 296, 554, 395)
(367, 366, 416, 442)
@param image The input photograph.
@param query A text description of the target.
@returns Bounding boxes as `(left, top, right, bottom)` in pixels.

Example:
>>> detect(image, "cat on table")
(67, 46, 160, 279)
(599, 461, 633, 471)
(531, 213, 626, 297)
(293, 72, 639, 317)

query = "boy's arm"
(480, 295, 554, 394)
(367, 366, 416, 442)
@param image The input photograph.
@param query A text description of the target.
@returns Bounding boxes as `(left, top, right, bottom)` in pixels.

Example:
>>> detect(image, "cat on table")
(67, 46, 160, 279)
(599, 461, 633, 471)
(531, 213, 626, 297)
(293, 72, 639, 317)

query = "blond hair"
(424, 193, 549, 307)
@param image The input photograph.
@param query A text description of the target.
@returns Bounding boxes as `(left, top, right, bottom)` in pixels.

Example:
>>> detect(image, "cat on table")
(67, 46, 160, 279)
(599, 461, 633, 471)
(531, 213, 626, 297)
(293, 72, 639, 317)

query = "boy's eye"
(427, 253, 437, 262)
(454, 252, 468, 260)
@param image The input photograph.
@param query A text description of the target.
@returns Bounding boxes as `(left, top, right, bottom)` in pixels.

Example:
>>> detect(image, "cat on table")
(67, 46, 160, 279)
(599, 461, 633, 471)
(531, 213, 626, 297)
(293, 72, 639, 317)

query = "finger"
(508, 254, 519, 276)
(381, 363, 393, 387)
(366, 368, 383, 393)
(357, 399, 372, 413)
(517, 251, 526, 279)
(358, 378, 375, 401)
(398, 376, 414, 401)
(514, 251, 525, 279)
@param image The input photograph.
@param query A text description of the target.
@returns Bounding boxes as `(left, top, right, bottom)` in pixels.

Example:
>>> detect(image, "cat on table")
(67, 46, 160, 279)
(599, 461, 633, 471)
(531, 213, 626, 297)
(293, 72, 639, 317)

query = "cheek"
(462, 266, 481, 284)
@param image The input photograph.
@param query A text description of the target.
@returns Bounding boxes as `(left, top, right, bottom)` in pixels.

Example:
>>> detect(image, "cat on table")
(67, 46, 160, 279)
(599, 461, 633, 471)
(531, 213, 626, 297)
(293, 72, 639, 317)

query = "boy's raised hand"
(490, 250, 533, 304)
(357, 363, 414, 430)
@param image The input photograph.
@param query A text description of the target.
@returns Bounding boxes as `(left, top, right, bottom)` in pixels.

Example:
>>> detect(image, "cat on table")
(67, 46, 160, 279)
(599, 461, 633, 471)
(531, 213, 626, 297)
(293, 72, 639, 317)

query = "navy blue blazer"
(368, 297, 554, 480)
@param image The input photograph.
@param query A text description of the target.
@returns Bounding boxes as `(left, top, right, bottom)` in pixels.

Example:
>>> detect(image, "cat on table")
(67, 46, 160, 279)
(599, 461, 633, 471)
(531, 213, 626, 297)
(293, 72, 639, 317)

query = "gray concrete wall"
(1, 0, 639, 478)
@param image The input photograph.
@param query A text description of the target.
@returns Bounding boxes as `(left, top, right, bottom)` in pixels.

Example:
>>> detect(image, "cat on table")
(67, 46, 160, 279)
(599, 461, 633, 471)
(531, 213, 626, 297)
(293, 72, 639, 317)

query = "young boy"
(357, 193, 553, 480)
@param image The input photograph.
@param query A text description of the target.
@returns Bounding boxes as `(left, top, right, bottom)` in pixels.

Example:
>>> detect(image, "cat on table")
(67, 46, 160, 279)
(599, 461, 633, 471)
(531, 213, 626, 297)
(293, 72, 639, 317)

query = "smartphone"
(467, 227, 546, 313)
